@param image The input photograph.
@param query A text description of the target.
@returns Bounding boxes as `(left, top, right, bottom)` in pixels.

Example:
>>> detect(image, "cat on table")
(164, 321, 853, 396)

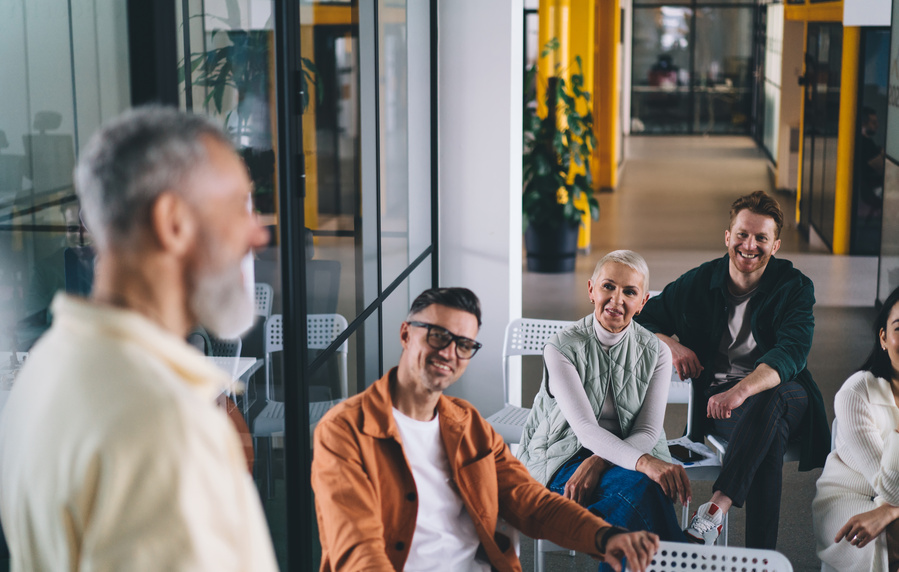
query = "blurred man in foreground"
(0, 107, 277, 571)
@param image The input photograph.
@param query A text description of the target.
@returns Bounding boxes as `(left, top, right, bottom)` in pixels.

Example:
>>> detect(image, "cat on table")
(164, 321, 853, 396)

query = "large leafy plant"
(522, 40, 599, 230)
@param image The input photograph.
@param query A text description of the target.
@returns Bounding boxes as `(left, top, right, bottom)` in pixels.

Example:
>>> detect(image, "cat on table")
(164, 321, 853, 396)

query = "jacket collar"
(360, 367, 470, 439)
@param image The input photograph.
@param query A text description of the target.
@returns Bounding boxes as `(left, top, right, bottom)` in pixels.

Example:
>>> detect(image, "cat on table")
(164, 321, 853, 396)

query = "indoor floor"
(519, 135, 880, 571)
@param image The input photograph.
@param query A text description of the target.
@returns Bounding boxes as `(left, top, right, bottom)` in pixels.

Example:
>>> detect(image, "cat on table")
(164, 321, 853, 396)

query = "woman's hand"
(603, 530, 660, 572)
(835, 504, 899, 548)
(635, 454, 692, 506)
(563, 455, 609, 505)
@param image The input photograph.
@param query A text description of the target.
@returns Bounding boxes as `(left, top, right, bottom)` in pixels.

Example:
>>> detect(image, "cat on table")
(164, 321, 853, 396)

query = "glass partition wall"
(178, 0, 436, 569)
(0, 0, 436, 569)
(631, 0, 756, 135)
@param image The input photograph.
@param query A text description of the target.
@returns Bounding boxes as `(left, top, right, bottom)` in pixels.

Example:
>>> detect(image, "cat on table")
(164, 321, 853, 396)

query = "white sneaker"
(685, 502, 724, 545)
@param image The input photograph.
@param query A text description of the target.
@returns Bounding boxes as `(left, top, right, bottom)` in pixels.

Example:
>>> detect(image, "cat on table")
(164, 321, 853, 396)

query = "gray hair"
(73, 106, 233, 250)
(591, 250, 649, 291)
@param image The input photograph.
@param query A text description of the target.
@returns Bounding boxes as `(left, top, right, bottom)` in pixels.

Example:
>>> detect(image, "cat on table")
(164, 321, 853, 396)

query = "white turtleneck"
(543, 318, 673, 471)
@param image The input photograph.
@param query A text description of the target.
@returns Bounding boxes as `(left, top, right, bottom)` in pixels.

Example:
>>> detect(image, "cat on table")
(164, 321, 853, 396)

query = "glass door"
(178, 1, 437, 569)
(799, 23, 841, 248)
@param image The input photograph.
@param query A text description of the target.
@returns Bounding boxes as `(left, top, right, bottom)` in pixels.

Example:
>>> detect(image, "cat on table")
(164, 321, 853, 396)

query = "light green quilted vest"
(516, 314, 671, 485)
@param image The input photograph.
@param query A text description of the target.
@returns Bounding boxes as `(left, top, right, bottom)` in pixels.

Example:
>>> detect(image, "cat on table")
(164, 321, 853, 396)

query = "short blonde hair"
(591, 250, 649, 292)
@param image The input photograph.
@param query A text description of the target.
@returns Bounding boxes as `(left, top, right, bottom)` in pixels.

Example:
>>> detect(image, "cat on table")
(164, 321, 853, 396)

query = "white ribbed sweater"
(813, 370, 899, 572)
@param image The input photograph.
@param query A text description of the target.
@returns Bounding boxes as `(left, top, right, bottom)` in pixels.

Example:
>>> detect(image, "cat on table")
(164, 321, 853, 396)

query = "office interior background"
(0, 0, 897, 569)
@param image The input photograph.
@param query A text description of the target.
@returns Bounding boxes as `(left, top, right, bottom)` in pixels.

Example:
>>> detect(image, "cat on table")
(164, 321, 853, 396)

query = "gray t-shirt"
(710, 288, 763, 388)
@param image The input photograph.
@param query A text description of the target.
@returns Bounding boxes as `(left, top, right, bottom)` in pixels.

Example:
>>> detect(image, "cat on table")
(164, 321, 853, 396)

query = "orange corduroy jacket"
(311, 368, 615, 571)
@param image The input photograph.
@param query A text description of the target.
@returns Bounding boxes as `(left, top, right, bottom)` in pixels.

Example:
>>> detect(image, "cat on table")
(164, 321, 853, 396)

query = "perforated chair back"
(255, 283, 273, 318)
(264, 315, 283, 401)
(648, 540, 793, 571)
(210, 336, 242, 358)
(502, 318, 571, 404)
(308, 313, 349, 398)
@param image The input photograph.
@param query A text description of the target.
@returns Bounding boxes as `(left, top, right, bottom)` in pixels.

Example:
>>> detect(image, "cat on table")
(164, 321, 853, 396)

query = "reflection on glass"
(851, 29, 889, 255)
(799, 23, 842, 246)
(303, 3, 358, 345)
(761, 4, 783, 158)
(176, 1, 288, 567)
(693, 7, 753, 134)
(1, 2, 128, 354)
(631, 7, 692, 133)
(878, 160, 899, 303)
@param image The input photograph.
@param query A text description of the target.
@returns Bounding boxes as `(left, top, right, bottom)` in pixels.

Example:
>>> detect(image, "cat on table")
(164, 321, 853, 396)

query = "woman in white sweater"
(813, 286, 899, 571)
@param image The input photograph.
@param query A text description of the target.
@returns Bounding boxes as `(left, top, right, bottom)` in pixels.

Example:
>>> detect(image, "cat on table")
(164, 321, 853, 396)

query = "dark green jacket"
(635, 254, 830, 471)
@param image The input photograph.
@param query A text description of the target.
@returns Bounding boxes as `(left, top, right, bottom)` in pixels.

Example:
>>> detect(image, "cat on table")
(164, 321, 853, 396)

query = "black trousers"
(709, 380, 808, 549)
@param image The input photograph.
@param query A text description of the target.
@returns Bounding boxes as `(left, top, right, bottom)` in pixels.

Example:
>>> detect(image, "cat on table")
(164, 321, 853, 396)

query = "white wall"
(776, 19, 804, 191)
(438, 0, 523, 415)
(844, 0, 890, 27)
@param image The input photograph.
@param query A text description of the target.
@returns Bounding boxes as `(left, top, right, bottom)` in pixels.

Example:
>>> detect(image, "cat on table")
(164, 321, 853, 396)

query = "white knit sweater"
(813, 370, 899, 571)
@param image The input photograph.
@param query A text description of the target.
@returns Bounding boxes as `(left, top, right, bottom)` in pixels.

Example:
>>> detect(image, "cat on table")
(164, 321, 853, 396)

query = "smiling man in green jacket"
(636, 191, 829, 549)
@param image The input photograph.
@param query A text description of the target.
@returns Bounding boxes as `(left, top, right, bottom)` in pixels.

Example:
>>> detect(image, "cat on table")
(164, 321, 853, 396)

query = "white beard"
(191, 252, 256, 339)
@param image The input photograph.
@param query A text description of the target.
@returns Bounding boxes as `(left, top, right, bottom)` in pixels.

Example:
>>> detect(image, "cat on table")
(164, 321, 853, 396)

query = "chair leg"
(266, 437, 274, 500)
(535, 539, 544, 572)
(720, 512, 729, 546)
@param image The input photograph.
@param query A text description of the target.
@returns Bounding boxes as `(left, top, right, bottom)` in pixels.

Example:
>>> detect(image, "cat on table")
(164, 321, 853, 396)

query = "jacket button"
(406, 492, 416, 502)
(395, 541, 405, 551)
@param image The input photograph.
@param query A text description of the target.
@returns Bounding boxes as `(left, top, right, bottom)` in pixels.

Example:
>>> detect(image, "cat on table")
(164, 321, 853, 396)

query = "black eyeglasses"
(406, 321, 482, 359)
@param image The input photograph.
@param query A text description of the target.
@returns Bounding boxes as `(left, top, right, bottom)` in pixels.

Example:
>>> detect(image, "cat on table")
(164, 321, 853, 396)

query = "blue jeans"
(549, 453, 687, 571)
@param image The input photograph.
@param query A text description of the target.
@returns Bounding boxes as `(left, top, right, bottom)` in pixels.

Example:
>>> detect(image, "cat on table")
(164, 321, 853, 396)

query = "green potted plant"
(522, 40, 599, 273)
(179, 14, 319, 214)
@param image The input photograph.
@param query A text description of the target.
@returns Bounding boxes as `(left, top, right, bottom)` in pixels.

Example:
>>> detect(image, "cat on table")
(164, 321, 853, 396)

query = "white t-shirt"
(392, 408, 490, 572)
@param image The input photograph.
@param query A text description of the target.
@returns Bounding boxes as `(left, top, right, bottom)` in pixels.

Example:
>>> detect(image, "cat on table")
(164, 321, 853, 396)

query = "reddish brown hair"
(729, 191, 784, 239)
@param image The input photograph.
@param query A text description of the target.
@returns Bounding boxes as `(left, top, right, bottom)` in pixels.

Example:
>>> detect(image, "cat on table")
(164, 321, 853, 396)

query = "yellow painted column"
(833, 26, 860, 254)
(594, 0, 619, 192)
(568, 0, 594, 250)
(536, 0, 565, 119)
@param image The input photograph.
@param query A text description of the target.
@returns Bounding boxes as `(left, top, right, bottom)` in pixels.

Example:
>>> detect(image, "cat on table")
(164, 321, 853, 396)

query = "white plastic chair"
(648, 540, 793, 571)
(483, 318, 574, 571)
(210, 336, 242, 358)
(485, 318, 571, 446)
(307, 313, 349, 399)
(255, 282, 273, 318)
(252, 313, 348, 496)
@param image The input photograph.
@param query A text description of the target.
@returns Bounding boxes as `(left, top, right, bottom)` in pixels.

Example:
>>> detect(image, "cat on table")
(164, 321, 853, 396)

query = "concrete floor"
(520, 135, 880, 571)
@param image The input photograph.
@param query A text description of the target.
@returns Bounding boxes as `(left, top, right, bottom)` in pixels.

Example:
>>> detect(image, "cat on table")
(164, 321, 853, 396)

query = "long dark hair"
(861, 286, 899, 379)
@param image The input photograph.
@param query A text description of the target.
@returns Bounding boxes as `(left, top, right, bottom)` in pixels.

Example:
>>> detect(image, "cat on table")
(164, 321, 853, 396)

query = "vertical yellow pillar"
(569, 0, 594, 250)
(538, 0, 596, 250)
(594, 0, 619, 193)
(833, 26, 860, 255)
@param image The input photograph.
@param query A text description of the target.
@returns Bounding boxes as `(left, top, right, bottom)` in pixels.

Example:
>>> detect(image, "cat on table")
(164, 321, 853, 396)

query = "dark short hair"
(407, 287, 482, 327)
(729, 191, 784, 239)
(861, 106, 877, 119)
(861, 286, 899, 379)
